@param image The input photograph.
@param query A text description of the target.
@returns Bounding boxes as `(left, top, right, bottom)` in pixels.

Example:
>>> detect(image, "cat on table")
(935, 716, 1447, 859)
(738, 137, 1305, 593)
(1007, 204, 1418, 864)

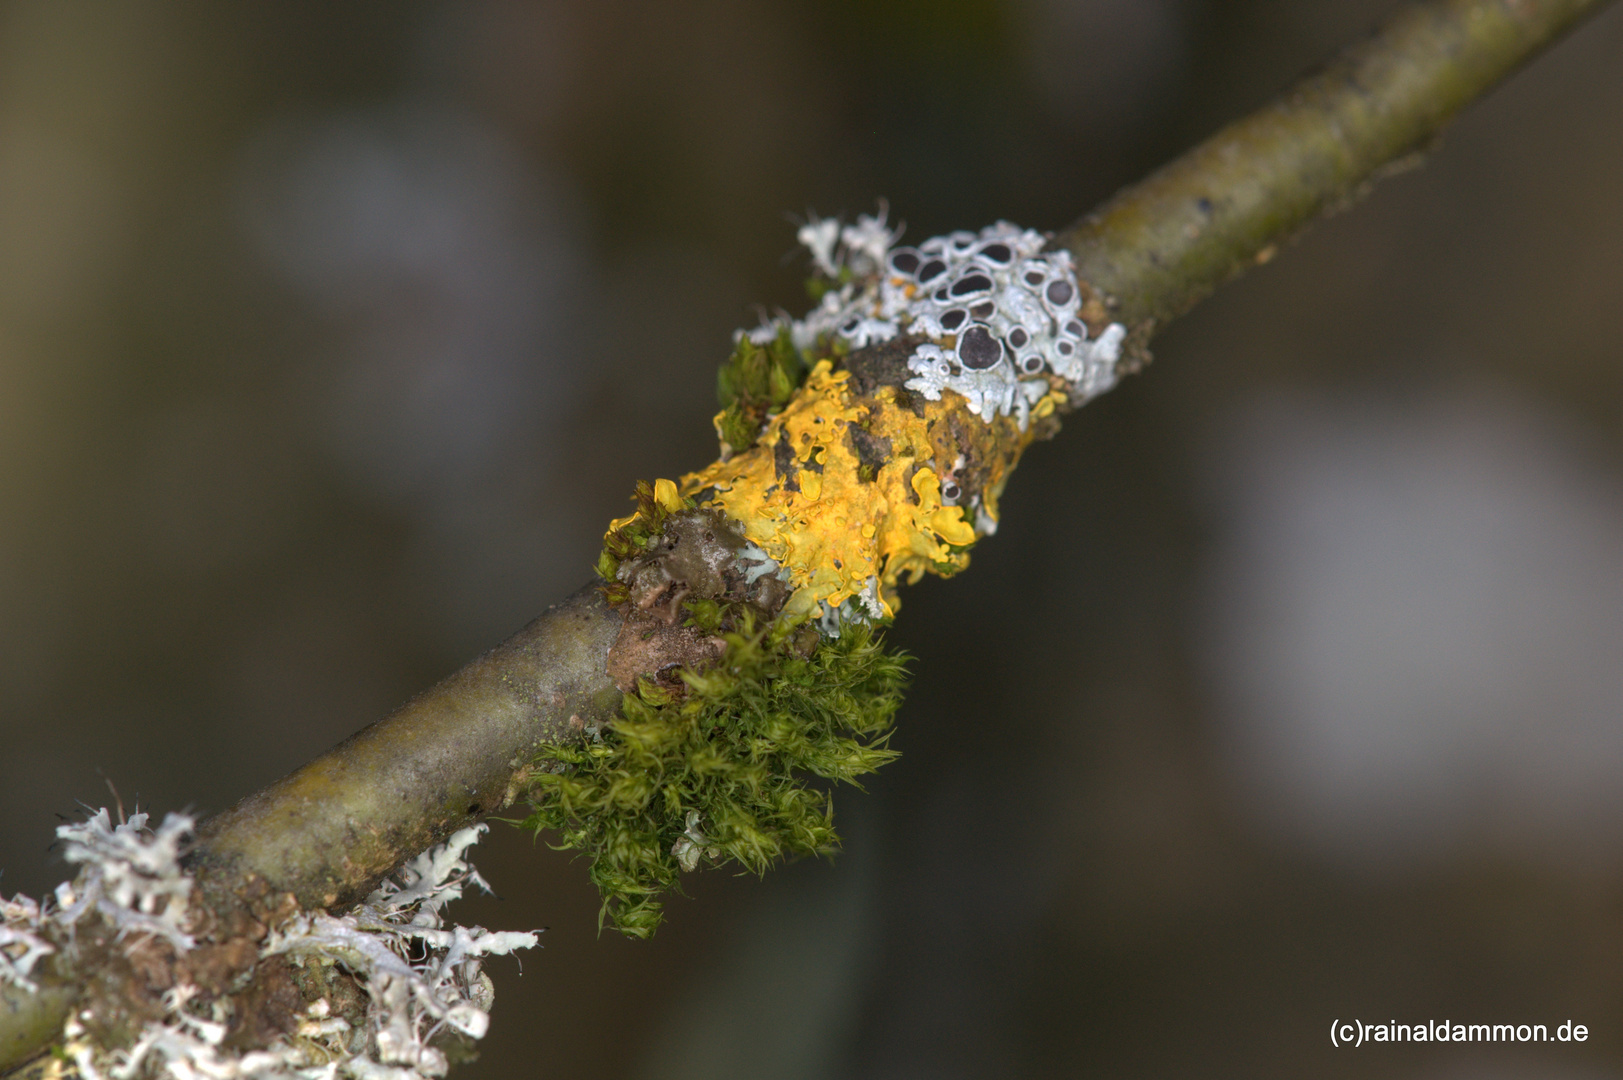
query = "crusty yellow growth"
(667, 360, 1064, 621)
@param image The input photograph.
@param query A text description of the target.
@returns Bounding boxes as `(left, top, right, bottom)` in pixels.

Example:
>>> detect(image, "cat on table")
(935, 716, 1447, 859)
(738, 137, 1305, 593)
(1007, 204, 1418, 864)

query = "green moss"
(520, 616, 908, 938)
(682, 596, 727, 632)
(715, 327, 807, 451)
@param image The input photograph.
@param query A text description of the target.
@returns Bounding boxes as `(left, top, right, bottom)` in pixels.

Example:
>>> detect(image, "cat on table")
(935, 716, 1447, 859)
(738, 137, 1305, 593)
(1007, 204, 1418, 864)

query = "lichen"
(749, 210, 1126, 430)
(526, 208, 1127, 937)
(681, 357, 1054, 623)
(682, 209, 1121, 624)
(0, 898, 53, 997)
(3, 814, 534, 1080)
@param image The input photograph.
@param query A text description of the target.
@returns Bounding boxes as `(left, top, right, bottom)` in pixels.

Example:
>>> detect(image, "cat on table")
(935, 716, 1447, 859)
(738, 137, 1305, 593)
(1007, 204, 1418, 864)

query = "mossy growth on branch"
(520, 613, 907, 938)
(595, 478, 695, 604)
(714, 325, 808, 453)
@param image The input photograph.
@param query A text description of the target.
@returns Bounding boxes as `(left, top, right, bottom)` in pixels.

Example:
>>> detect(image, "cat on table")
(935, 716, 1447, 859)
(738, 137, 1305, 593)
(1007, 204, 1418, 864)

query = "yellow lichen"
(663, 360, 1062, 621)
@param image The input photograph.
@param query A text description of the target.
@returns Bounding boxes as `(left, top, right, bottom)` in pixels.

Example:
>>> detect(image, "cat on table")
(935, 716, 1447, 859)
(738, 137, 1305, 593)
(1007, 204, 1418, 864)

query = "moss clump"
(521, 616, 907, 938)
(715, 327, 807, 452)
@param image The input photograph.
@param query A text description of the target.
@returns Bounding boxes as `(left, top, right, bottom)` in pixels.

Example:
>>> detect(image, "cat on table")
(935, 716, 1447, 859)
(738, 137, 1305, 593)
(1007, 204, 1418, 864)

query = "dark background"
(3, 2, 1623, 1077)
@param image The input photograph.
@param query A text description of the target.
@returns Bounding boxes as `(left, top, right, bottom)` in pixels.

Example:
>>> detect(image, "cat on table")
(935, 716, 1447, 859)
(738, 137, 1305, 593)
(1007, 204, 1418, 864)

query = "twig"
(1056, 0, 1607, 333)
(2, 0, 1615, 1072)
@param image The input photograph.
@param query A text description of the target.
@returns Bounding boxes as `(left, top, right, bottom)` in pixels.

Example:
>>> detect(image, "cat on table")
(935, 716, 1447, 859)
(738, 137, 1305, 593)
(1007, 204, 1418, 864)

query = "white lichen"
(794, 203, 900, 282)
(260, 824, 537, 1079)
(815, 576, 885, 638)
(6, 812, 537, 1080)
(54, 809, 198, 950)
(763, 208, 1128, 430)
(0, 894, 53, 993)
(736, 541, 787, 587)
(795, 217, 842, 278)
(669, 810, 719, 874)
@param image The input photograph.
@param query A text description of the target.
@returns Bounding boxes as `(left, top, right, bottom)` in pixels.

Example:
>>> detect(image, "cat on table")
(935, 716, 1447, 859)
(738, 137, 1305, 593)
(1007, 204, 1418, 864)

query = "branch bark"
(186, 586, 624, 915)
(1056, 0, 1607, 333)
(2, 0, 1615, 1072)
(187, 0, 1623, 915)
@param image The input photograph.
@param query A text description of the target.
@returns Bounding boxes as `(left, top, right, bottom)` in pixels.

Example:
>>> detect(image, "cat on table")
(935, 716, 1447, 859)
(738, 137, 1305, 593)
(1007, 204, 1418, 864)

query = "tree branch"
(186, 586, 623, 915)
(189, 0, 1610, 922)
(186, 0, 1616, 921)
(2, 0, 1615, 1073)
(1056, 0, 1606, 332)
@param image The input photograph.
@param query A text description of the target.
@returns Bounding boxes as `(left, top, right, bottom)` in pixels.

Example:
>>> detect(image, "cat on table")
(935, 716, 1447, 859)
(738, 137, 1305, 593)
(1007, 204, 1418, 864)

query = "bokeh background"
(3, 1, 1623, 1076)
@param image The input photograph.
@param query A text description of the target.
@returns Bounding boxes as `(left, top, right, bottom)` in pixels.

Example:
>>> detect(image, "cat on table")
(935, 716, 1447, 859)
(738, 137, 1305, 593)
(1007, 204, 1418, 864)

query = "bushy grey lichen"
(4, 813, 533, 1080)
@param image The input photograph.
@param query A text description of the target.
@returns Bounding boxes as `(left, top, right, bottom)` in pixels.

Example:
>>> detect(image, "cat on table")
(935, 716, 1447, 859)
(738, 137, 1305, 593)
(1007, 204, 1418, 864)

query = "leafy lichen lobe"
(681, 357, 1060, 624)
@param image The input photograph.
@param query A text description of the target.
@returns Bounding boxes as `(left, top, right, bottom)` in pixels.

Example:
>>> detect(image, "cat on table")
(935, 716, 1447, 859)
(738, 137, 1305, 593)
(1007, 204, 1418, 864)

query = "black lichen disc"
(950, 273, 994, 298)
(958, 324, 1004, 370)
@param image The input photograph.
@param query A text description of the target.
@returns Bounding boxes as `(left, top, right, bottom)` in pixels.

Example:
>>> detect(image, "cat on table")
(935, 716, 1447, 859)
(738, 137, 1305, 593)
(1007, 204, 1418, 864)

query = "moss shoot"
(520, 615, 906, 938)
(714, 326, 807, 454)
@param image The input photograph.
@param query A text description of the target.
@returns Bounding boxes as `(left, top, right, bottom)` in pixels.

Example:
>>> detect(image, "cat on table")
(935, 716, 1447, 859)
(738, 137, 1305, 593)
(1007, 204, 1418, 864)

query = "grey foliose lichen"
(4, 812, 535, 1080)
(757, 209, 1127, 428)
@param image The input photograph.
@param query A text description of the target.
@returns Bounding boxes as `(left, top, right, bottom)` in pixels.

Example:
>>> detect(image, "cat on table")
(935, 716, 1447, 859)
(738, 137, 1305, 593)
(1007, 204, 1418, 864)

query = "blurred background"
(2, 1, 1622, 1076)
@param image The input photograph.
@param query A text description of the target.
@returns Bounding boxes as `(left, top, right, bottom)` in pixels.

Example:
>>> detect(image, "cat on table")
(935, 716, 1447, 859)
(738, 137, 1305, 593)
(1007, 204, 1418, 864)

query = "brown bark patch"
(607, 617, 726, 695)
(844, 414, 893, 483)
(223, 956, 303, 1051)
(772, 434, 799, 492)
(606, 508, 789, 694)
(842, 333, 927, 396)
